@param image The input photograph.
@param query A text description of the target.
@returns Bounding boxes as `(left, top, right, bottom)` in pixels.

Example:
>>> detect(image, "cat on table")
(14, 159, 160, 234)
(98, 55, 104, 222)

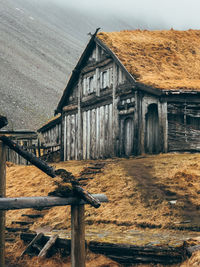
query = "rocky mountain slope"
(0, 0, 142, 130)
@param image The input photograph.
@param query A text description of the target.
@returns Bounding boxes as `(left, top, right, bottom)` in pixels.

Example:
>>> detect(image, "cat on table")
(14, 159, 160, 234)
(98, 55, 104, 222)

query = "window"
(88, 76, 94, 93)
(83, 75, 96, 95)
(101, 71, 108, 89)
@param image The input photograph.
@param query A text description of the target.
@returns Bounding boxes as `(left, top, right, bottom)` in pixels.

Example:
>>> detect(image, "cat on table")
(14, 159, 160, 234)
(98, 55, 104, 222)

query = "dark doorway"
(145, 104, 160, 154)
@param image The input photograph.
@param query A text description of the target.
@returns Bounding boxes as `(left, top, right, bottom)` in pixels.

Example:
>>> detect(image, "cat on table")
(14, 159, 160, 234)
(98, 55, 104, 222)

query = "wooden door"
(122, 117, 134, 156)
(145, 104, 160, 154)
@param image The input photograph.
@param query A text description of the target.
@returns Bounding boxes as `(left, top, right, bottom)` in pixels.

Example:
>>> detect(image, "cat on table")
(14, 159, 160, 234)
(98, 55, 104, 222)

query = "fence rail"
(0, 137, 107, 267)
(6, 143, 61, 165)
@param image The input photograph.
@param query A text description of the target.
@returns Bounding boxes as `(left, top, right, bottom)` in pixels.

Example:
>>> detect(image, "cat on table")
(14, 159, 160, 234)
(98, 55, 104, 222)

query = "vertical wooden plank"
(82, 112, 87, 160)
(78, 79, 82, 160)
(71, 205, 85, 267)
(112, 63, 118, 156)
(75, 114, 78, 160)
(109, 104, 113, 157)
(0, 141, 6, 267)
(104, 105, 109, 158)
(63, 115, 67, 161)
(91, 109, 96, 159)
(100, 106, 105, 158)
(96, 68, 100, 97)
(96, 107, 100, 159)
(71, 115, 75, 160)
(67, 115, 71, 160)
(86, 110, 91, 159)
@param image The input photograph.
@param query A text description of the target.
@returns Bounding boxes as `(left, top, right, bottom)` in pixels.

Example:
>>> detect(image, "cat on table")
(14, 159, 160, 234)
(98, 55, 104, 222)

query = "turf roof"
(97, 29, 200, 91)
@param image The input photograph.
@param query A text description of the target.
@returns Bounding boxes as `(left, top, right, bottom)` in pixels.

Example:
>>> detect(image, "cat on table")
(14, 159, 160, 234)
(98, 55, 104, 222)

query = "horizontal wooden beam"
(0, 194, 108, 211)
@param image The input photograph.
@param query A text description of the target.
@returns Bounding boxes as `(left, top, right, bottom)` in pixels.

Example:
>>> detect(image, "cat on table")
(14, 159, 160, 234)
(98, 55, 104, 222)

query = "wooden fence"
(6, 143, 61, 165)
(0, 138, 107, 267)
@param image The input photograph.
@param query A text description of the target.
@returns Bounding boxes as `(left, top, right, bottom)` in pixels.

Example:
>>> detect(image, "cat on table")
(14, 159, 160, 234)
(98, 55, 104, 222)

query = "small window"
(83, 75, 95, 95)
(89, 76, 94, 93)
(101, 71, 107, 89)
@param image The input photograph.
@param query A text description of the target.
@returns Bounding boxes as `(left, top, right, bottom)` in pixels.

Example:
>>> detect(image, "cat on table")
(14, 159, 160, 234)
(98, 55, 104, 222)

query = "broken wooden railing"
(0, 137, 108, 267)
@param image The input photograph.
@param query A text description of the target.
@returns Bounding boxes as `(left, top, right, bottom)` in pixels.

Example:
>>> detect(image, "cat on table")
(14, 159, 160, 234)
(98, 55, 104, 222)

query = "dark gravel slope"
(0, 0, 136, 130)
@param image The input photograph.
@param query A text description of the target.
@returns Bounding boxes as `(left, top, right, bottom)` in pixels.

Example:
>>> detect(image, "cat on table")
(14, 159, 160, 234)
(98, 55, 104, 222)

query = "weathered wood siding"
(62, 42, 136, 160)
(168, 103, 200, 151)
(42, 123, 61, 148)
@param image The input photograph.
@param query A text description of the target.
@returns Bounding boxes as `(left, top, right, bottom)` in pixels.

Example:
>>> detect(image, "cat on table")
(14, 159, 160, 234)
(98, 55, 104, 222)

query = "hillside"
(0, 0, 141, 131)
(5, 153, 200, 266)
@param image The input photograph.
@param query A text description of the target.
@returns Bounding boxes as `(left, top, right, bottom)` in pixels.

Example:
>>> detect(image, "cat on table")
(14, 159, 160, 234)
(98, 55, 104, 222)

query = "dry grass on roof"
(97, 29, 200, 90)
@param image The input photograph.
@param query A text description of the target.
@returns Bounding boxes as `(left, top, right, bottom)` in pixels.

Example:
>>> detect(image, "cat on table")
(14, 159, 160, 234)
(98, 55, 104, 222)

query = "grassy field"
(5, 153, 200, 266)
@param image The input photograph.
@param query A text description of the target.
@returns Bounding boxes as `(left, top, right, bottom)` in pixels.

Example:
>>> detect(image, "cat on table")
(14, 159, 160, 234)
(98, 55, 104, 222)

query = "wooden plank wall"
(168, 103, 200, 151)
(6, 140, 36, 165)
(63, 103, 113, 160)
(62, 43, 137, 160)
(42, 123, 61, 148)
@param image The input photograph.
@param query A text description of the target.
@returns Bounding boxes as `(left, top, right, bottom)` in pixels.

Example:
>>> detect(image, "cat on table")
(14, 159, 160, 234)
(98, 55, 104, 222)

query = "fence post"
(71, 204, 85, 267)
(0, 141, 6, 267)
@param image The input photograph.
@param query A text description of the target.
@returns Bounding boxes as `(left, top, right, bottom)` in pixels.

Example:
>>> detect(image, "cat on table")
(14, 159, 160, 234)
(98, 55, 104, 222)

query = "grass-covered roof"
(97, 30, 200, 90)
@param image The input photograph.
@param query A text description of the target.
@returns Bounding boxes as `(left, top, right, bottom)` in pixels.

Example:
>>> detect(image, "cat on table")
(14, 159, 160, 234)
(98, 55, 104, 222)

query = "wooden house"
(37, 114, 61, 154)
(55, 29, 200, 160)
(0, 130, 38, 164)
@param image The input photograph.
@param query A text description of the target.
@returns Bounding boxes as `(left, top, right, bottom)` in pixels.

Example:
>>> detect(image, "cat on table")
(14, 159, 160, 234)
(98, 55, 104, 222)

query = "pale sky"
(51, 0, 200, 30)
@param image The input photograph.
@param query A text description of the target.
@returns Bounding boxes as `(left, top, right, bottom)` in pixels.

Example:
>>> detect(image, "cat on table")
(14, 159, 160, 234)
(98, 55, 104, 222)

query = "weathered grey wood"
(0, 141, 6, 267)
(0, 194, 108, 210)
(77, 80, 82, 160)
(87, 110, 91, 159)
(112, 63, 118, 155)
(0, 136, 55, 177)
(71, 205, 85, 267)
(100, 106, 105, 158)
(20, 232, 44, 257)
(91, 109, 96, 159)
(104, 105, 109, 157)
(67, 115, 71, 160)
(38, 234, 58, 258)
(71, 114, 75, 160)
(63, 115, 67, 161)
(82, 111, 87, 160)
(96, 107, 100, 158)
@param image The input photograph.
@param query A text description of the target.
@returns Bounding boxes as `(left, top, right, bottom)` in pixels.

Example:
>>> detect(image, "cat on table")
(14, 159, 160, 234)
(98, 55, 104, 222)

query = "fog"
(46, 0, 200, 30)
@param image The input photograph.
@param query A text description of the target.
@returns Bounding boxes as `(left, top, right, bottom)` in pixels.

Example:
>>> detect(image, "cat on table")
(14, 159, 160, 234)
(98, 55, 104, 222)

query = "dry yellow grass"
(5, 154, 200, 266)
(97, 29, 200, 90)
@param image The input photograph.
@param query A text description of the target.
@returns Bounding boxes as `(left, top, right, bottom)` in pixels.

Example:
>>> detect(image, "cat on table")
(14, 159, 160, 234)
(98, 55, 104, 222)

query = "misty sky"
(53, 0, 200, 30)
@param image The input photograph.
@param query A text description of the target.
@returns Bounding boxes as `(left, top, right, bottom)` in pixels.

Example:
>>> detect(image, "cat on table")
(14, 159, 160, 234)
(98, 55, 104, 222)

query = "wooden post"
(0, 141, 6, 267)
(71, 204, 85, 267)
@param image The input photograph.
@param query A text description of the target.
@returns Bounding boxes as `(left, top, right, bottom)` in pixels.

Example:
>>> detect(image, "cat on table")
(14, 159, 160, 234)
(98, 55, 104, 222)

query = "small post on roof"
(0, 141, 6, 267)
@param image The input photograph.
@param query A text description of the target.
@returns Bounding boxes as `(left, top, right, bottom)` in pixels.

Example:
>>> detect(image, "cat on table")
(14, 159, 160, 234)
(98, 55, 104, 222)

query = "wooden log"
(0, 116, 8, 130)
(88, 241, 184, 265)
(38, 234, 58, 258)
(20, 232, 185, 265)
(73, 186, 101, 208)
(0, 141, 6, 267)
(20, 232, 44, 257)
(71, 205, 85, 267)
(0, 194, 108, 211)
(0, 136, 101, 208)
